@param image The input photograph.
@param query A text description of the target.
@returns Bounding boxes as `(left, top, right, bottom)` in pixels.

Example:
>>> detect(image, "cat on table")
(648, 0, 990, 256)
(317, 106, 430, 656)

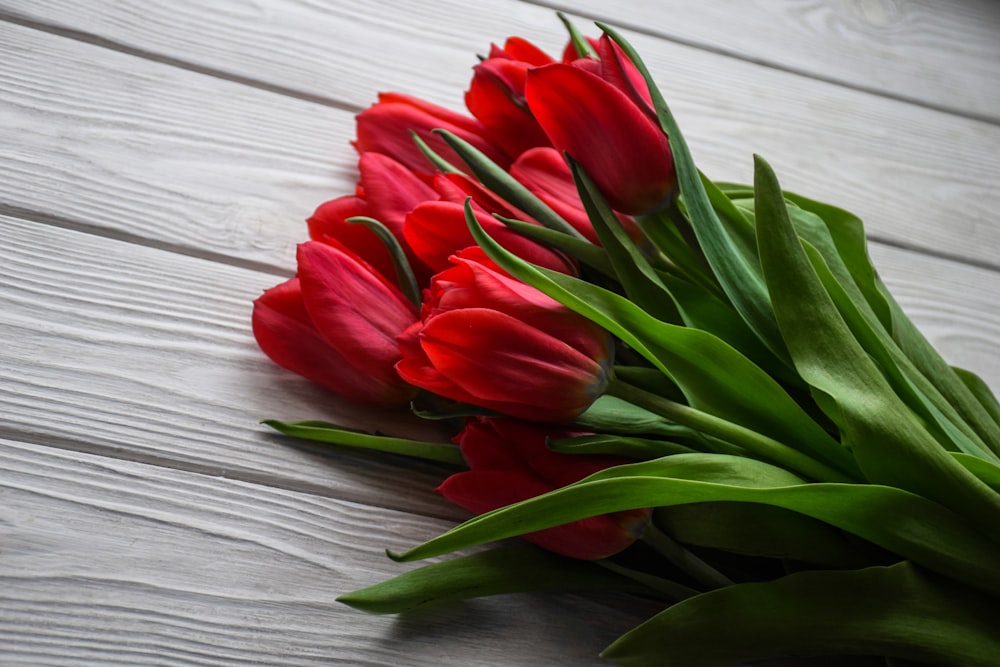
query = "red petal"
(355, 94, 508, 175)
(417, 308, 606, 411)
(358, 152, 437, 238)
(307, 196, 397, 281)
(296, 242, 417, 380)
(526, 64, 674, 214)
(252, 279, 413, 405)
(403, 201, 571, 274)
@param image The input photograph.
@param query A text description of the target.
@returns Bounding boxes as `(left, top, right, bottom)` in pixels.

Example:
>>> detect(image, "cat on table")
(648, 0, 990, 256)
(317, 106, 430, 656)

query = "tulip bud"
(355, 92, 508, 175)
(511, 147, 643, 244)
(308, 153, 435, 285)
(396, 256, 611, 422)
(438, 418, 651, 560)
(252, 241, 418, 406)
(525, 64, 675, 214)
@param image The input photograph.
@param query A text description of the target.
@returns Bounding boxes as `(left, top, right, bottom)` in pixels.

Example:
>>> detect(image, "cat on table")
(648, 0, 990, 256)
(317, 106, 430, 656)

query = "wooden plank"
(5, 0, 998, 122)
(0, 438, 659, 665)
(541, 0, 1000, 123)
(0, 19, 347, 273)
(0, 214, 462, 519)
(2, 13, 1000, 270)
(2, 209, 998, 494)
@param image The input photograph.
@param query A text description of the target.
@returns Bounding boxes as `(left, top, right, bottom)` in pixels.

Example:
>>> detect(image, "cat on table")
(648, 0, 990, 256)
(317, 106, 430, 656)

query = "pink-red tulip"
(525, 63, 675, 214)
(438, 418, 651, 560)
(252, 241, 418, 406)
(308, 152, 434, 285)
(511, 146, 641, 244)
(465, 41, 553, 158)
(402, 199, 573, 275)
(395, 255, 611, 422)
(355, 92, 508, 176)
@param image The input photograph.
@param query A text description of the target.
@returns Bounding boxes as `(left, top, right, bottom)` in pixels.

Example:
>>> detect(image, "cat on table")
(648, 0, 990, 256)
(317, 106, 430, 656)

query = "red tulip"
(252, 241, 418, 406)
(438, 418, 651, 560)
(355, 92, 507, 176)
(395, 255, 611, 422)
(465, 53, 552, 158)
(525, 63, 675, 214)
(308, 153, 435, 285)
(511, 146, 641, 244)
(402, 199, 572, 275)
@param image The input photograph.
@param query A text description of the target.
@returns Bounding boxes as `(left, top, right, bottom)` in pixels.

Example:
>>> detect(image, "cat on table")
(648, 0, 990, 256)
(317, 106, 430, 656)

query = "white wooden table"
(2, 1, 998, 664)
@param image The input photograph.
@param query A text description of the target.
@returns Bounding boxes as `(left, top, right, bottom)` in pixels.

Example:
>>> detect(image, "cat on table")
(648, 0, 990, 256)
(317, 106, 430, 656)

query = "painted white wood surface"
(0, 0, 998, 664)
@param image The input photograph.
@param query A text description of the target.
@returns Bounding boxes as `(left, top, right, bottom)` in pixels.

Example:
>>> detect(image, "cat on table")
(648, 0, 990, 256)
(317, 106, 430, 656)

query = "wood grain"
(2, 12, 1000, 271)
(3, 211, 998, 500)
(0, 438, 660, 665)
(5, 0, 998, 122)
(535, 0, 1000, 122)
(0, 214, 463, 519)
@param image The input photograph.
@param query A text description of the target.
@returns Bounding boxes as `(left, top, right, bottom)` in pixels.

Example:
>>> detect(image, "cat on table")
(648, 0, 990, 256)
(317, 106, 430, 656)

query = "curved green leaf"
(753, 154, 1000, 529)
(549, 434, 700, 459)
(338, 544, 647, 614)
(602, 561, 1000, 666)
(391, 454, 1000, 597)
(599, 23, 789, 364)
(262, 420, 465, 465)
(435, 129, 585, 239)
(345, 216, 421, 307)
(466, 202, 858, 482)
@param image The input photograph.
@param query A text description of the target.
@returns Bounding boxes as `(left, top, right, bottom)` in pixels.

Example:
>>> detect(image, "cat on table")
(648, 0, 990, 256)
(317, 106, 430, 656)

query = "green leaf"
(390, 454, 1000, 598)
(739, 198, 994, 461)
(572, 394, 688, 438)
(345, 216, 421, 307)
(570, 156, 682, 323)
(338, 544, 647, 614)
(599, 23, 789, 365)
(493, 214, 612, 276)
(466, 200, 857, 482)
(953, 365, 1000, 426)
(879, 278, 1000, 457)
(262, 420, 465, 465)
(435, 129, 586, 239)
(752, 154, 1000, 529)
(951, 452, 1000, 493)
(655, 502, 888, 568)
(557, 12, 598, 59)
(409, 129, 461, 174)
(602, 562, 1000, 666)
(549, 434, 700, 459)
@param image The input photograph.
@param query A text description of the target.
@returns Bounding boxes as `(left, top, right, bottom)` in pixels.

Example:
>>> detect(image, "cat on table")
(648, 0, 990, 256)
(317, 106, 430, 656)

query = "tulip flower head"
(525, 63, 675, 215)
(438, 418, 652, 560)
(252, 240, 419, 406)
(396, 255, 612, 422)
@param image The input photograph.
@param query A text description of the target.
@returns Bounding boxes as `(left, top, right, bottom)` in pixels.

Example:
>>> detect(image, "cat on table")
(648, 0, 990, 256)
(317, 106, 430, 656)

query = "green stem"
(605, 379, 854, 483)
(641, 523, 734, 590)
(594, 558, 700, 602)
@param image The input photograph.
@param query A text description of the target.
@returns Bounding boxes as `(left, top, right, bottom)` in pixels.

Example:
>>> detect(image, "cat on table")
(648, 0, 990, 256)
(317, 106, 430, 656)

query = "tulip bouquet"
(252, 15, 1000, 667)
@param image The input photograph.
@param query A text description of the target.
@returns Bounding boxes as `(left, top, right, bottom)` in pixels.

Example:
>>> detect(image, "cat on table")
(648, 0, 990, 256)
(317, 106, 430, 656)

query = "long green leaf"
(435, 129, 586, 239)
(262, 420, 465, 465)
(390, 454, 1000, 597)
(466, 202, 858, 482)
(602, 561, 1000, 666)
(338, 544, 647, 614)
(753, 154, 1000, 529)
(655, 501, 888, 568)
(599, 23, 789, 364)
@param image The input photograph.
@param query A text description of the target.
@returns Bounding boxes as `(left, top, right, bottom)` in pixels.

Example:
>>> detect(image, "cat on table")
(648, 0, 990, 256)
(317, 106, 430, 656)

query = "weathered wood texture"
(0, 0, 998, 664)
(2, 5, 1000, 270)
(0, 439, 659, 665)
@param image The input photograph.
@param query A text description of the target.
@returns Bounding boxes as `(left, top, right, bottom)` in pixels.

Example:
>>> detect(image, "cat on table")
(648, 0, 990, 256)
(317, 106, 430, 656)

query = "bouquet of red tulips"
(252, 15, 1000, 666)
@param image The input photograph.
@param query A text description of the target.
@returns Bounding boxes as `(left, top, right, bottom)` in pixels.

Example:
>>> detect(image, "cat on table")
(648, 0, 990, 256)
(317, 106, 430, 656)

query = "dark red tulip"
(439, 418, 651, 559)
